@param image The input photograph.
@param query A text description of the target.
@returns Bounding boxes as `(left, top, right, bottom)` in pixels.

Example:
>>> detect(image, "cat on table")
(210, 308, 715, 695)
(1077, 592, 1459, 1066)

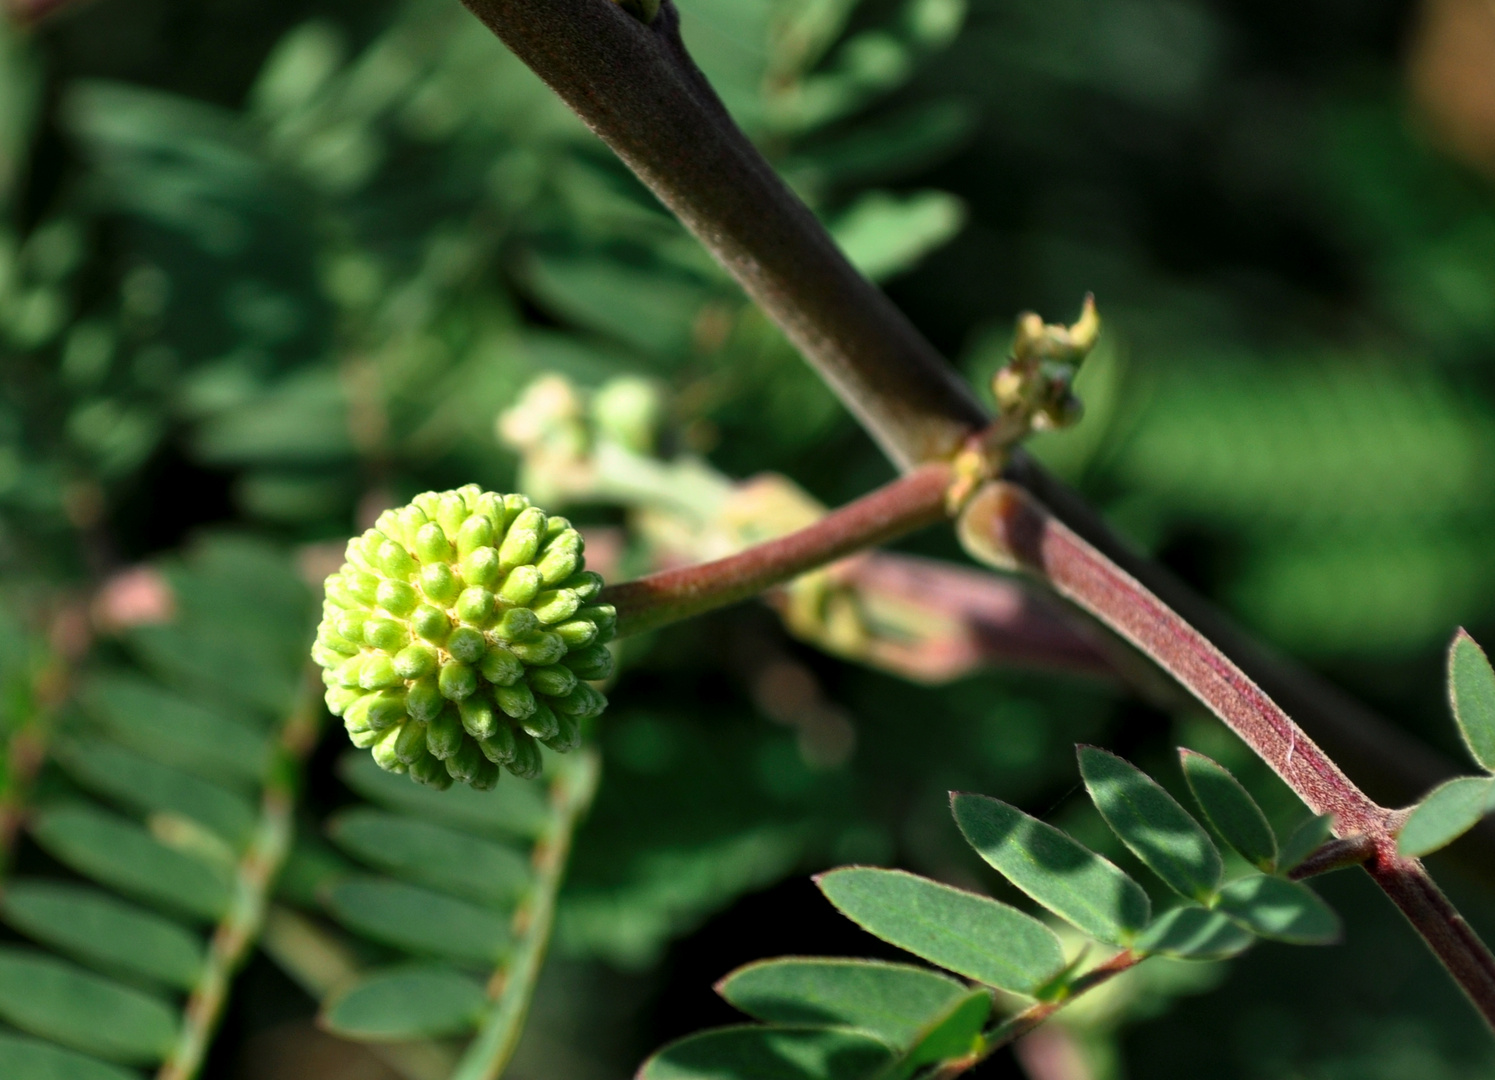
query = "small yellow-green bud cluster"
(313, 486, 614, 790)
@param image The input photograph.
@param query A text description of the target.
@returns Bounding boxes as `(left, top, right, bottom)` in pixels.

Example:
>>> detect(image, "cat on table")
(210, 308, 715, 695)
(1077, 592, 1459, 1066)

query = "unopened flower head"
(312, 486, 613, 790)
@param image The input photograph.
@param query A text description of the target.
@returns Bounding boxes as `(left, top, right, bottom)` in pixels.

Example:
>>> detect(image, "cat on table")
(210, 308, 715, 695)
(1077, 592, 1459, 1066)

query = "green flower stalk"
(312, 485, 614, 790)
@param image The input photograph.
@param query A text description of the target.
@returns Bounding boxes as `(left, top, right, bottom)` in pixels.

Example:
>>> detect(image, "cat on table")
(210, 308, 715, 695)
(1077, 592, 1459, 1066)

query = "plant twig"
(156, 666, 324, 1080)
(457, 0, 986, 469)
(957, 480, 1495, 1030)
(604, 463, 953, 637)
(449, 747, 601, 1080)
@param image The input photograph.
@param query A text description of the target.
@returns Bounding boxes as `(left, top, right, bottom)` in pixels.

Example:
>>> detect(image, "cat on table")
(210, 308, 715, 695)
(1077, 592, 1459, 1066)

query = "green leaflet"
(895, 990, 991, 1074)
(338, 752, 550, 840)
(0, 1032, 139, 1080)
(30, 805, 233, 922)
(0, 948, 178, 1064)
(324, 878, 512, 964)
(1134, 906, 1255, 960)
(1079, 747, 1223, 902)
(951, 792, 1150, 946)
(1277, 814, 1335, 873)
(816, 868, 1065, 996)
(1215, 876, 1340, 945)
(1397, 776, 1495, 858)
(321, 965, 488, 1040)
(1179, 750, 1277, 872)
(2, 883, 205, 990)
(718, 958, 973, 1049)
(329, 808, 531, 905)
(1450, 630, 1495, 773)
(56, 737, 257, 849)
(638, 1025, 896, 1080)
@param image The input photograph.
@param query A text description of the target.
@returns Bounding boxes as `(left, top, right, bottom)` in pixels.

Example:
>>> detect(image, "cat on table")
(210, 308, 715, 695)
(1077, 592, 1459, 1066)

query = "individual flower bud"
(494, 607, 539, 642)
(365, 691, 408, 729)
(416, 522, 456, 566)
(508, 732, 543, 779)
(528, 664, 577, 699)
(375, 539, 417, 581)
(462, 547, 502, 590)
(364, 618, 410, 652)
(562, 571, 604, 601)
(495, 681, 536, 720)
(325, 685, 362, 715)
(446, 736, 486, 784)
(439, 660, 477, 700)
(480, 645, 524, 686)
(593, 375, 662, 452)
(447, 627, 487, 665)
(312, 486, 615, 787)
(412, 604, 451, 644)
(456, 587, 497, 626)
(394, 643, 439, 680)
(531, 589, 581, 625)
(459, 694, 500, 740)
(509, 632, 565, 667)
(553, 618, 598, 649)
(522, 699, 560, 742)
(420, 562, 461, 605)
(562, 644, 614, 681)
(394, 721, 428, 765)
(544, 710, 581, 754)
(377, 579, 418, 618)
(555, 681, 608, 719)
(499, 508, 546, 570)
(427, 707, 465, 760)
(479, 724, 517, 764)
(410, 749, 453, 789)
(407, 675, 443, 722)
(360, 655, 401, 691)
(456, 514, 494, 557)
(470, 757, 501, 791)
(499, 565, 542, 607)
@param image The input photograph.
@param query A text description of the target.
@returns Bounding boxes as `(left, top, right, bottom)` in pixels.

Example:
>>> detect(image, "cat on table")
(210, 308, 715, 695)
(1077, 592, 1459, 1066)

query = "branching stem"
(603, 463, 953, 637)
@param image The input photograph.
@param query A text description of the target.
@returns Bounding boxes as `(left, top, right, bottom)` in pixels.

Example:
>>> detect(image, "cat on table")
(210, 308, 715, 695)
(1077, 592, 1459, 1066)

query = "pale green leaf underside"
(1450, 631, 1495, 773)
(1134, 906, 1255, 960)
(718, 957, 970, 1049)
(951, 792, 1149, 946)
(321, 965, 488, 1040)
(1079, 747, 1223, 902)
(1215, 875, 1340, 945)
(0, 948, 178, 1064)
(2, 883, 205, 991)
(639, 1025, 895, 1080)
(1397, 776, 1495, 858)
(816, 868, 1065, 995)
(1179, 750, 1277, 872)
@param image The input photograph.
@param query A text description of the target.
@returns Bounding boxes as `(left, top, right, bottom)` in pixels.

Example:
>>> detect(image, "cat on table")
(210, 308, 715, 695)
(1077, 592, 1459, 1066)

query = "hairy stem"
(157, 666, 323, 1080)
(449, 748, 601, 1080)
(457, 0, 985, 468)
(603, 463, 953, 637)
(957, 480, 1495, 1029)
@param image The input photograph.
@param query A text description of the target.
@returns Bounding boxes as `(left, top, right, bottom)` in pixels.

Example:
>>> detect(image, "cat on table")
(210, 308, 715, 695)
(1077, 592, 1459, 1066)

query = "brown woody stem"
(457, 0, 986, 468)
(603, 463, 953, 636)
(957, 480, 1495, 1029)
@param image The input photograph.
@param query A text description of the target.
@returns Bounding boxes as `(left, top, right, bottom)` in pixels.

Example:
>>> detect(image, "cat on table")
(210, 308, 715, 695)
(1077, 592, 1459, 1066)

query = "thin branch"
(156, 667, 324, 1080)
(604, 464, 953, 637)
(957, 480, 1495, 1030)
(449, 747, 601, 1080)
(457, 0, 986, 469)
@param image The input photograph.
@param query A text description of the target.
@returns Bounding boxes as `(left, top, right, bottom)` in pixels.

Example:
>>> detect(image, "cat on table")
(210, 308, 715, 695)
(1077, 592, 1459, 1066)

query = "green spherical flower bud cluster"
(312, 485, 615, 790)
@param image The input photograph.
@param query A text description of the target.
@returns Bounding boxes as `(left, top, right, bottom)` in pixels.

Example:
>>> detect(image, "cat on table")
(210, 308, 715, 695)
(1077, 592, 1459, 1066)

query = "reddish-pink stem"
(958, 480, 1495, 1029)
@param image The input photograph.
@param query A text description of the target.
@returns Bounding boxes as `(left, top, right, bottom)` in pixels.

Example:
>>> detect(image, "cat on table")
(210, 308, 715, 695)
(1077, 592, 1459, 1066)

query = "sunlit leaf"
(951, 792, 1149, 946)
(1078, 747, 1222, 902)
(816, 868, 1065, 995)
(1396, 776, 1495, 858)
(1450, 630, 1495, 772)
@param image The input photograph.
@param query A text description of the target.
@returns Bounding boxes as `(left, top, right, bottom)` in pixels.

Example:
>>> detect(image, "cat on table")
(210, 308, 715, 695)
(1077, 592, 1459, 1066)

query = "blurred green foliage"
(0, 0, 1490, 1076)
